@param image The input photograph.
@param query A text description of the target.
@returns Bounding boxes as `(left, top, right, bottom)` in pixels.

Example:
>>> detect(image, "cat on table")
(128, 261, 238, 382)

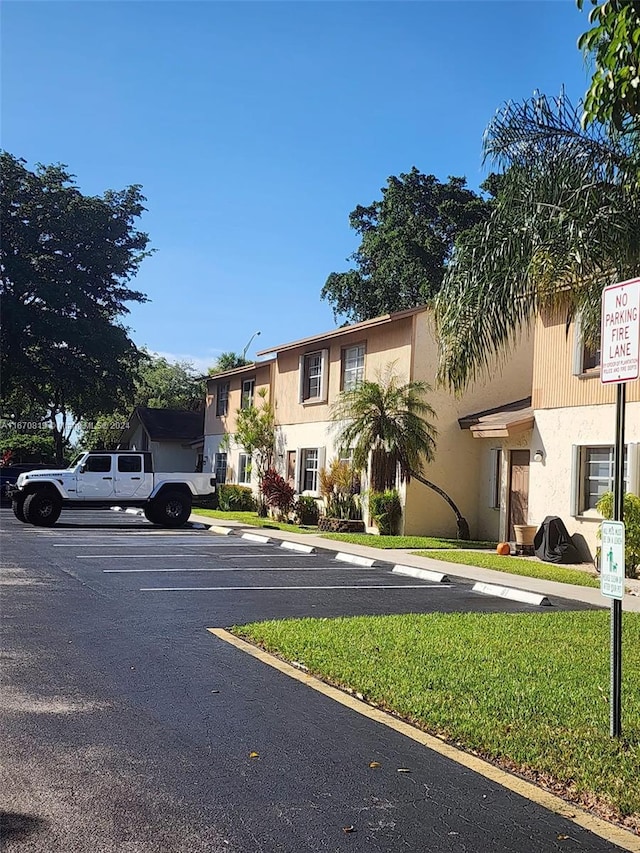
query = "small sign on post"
(600, 520, 625, 601)
(600, 277, 640, 384)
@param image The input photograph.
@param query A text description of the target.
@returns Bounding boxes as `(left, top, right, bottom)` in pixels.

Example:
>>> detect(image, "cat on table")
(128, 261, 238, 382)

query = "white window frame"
(241, 378, 255, 410)
(216, 382, 230, 417)
(214, 452, 227, 485)
(342, 344, 365, 391)
(572, 316, 601, 376)
(571, 444, 629, 515)
(238, 452, 252, 485)
(297, 447, 325, 494)
(299, 349, 329, 403)
(488, 447, 502, 509)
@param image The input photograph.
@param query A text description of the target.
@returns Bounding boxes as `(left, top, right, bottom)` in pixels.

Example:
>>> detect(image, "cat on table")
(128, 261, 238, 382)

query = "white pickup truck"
(8, 451, 216, 528)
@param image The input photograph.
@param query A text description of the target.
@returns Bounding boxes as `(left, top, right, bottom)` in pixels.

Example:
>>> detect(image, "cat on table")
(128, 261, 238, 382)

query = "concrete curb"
(280, 541, 315, 554)
(472, 581, 551, 607)
(392, 565, 449, 583)
(335, 552, 377, 568)
(241, 532, 271, 544)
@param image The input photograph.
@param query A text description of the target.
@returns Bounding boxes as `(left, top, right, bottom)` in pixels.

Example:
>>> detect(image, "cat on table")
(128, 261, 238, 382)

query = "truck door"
(77, 454, 115, 498)
(114, 454, 152, 498)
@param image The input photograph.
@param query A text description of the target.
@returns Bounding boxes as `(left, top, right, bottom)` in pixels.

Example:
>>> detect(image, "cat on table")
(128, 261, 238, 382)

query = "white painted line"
(335, 552, 376, 568)
(472, 582, 550, 606)
(56, 543, 256, 548)
(208, 526, 234, 535)
(105, 566, 384, 573)
(241, 533, 271, 544)
(78, 552, 301, 559)
(392, 565, 449, 583)
(280, 541, 315, 554)
(141, 585, 446, 592)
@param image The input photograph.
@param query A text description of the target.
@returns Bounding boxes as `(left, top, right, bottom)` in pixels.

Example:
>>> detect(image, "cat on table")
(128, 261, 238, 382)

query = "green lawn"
(234, 611, 640, 824)
(192, 509, 318, 534)
(320, 533, 496, 550)
(414, 550, 601, 588)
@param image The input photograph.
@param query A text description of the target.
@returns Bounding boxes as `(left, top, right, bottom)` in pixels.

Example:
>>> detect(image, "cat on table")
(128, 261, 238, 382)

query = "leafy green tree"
(578, 0, 640, 133)
(233, 388, 276, 515)
(435, 92, 640, 392)
(0, 153, 151, 463)
(330, 367, 470, 539)
(0, 432, 56, 463)
(208, 352, 249, 375)
(321, 169, 494, 324)
(79, 351, 205, 449)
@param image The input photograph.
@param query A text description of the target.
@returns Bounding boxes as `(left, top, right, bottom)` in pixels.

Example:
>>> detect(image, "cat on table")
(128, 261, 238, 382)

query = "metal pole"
(611, 382, 625, 738)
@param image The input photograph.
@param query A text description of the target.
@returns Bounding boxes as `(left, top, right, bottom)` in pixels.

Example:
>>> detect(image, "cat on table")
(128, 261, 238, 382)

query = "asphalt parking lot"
(5, 506, 596, 625)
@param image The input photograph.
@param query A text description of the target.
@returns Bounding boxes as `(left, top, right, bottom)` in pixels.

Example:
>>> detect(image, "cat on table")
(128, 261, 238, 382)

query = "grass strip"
(320, 533, 496, 550)
(414, 549, 601, 588)
(234, 611, 640, 824)
(192, 509, 317, 534)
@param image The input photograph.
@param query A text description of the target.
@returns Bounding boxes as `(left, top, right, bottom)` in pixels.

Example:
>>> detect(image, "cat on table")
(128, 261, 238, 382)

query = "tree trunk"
(410, 471, 471, 540)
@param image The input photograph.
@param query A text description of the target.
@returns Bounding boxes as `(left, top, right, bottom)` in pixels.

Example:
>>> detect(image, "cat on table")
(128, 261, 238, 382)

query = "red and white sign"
(601, 277, 640, 384)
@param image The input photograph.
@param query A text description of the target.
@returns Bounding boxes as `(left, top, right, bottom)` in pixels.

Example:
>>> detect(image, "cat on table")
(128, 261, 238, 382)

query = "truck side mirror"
(79, 465, 86, 474)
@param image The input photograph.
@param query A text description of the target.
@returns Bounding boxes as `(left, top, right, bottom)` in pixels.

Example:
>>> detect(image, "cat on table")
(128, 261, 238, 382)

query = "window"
(299, 350, 328, 403)
(573, 445, 628, 514)
(241, 378, 255, 409)
(84, 455, 112, 473)
(117, 455, 142, 473)
(216, 382, 230, 417)
(342, 344, 365, 391)
(489, 448, 502, 509)
(214, 452, 227, 485)
(573, 317, 601, 375)
(301, 448, 319, 492)
(238, 453, 251, 485)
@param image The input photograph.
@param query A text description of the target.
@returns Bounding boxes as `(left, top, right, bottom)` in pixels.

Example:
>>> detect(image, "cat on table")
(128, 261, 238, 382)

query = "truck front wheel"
(23, 490, 62, 527)
(12, 497, 26, 523)
(151, 491, 192, 527)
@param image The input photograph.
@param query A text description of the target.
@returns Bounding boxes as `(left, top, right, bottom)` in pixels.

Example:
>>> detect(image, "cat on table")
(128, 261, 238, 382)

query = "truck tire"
(144, 505, 161, 525)
(152, 490, 192, 527)
(23, 490, 62, 527)
(12, 498, 26, 523)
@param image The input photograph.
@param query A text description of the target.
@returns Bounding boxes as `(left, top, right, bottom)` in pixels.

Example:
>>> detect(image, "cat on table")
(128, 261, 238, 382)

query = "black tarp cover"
(534, 516, 582, 564)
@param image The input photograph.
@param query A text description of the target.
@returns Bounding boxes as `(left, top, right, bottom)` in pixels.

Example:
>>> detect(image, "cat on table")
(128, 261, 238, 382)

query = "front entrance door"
(508, 450, 530, 540)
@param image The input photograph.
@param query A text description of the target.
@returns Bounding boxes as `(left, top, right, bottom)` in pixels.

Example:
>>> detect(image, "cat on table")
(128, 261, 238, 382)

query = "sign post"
(600, 276, 640, 738)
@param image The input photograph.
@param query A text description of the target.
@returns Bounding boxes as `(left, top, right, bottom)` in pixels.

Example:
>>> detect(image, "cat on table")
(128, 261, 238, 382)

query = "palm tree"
(330, 366, 471, 540)
(435, 91, 640, 392)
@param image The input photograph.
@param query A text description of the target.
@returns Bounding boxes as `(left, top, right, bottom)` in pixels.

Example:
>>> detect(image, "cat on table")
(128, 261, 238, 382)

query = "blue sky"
(3, 1, 592, 372)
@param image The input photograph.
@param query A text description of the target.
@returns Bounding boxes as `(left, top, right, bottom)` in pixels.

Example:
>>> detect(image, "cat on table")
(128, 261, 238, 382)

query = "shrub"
(369, 489, 402, 535)
(217, 484, 256, 512)
(596, 491, 640, 577)
(294, 495, 320, 526)
(319, 457, 362, 520)
(260, 468, 295, 517)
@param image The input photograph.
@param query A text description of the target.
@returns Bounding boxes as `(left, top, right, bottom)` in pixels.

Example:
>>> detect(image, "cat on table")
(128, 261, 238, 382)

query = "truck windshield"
(67, 455, 84, 469)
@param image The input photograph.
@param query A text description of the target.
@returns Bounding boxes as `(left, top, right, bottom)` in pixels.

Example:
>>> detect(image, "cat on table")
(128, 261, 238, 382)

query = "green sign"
(600, 521, 625, 600)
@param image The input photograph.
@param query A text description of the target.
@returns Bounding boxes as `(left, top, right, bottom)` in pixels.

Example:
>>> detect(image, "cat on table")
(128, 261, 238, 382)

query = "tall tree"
(330, 367, 470, 539)
(435, 92, 640, 392)
(577, 0, 640, 134)
(321, 169, 493, 324)
(208, 352, 249, 375)
(0, 153, 151, 462)
(79, 351, 205, 450)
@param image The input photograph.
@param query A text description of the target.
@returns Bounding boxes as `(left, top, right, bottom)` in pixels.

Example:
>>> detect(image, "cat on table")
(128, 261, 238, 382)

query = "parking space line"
(140, 585, 448, 591)
(104, 566, 390, 573)
(78, 553, 303, 559)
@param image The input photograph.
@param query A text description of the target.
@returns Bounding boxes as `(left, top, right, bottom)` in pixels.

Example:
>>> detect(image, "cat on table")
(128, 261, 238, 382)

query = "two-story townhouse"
(203, 359, 275, 489)
(204, 306, 534, 540)
(524, 308, 640, 560)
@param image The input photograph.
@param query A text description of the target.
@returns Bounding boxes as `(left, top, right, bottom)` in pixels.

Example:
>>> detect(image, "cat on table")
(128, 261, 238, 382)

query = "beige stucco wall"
(528, 404, 640, 559)
(205, 362, 273, 437)
(402, 314, 534, 539)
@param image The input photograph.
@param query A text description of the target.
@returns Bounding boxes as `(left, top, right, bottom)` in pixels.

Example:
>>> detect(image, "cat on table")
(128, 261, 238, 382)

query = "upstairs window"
(216, 382, 230, 417)
(573, 316, 601, 376)
(241, 378, 255, 409)
(342, 344, 365, 391)
(299, 350, 329, 403)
